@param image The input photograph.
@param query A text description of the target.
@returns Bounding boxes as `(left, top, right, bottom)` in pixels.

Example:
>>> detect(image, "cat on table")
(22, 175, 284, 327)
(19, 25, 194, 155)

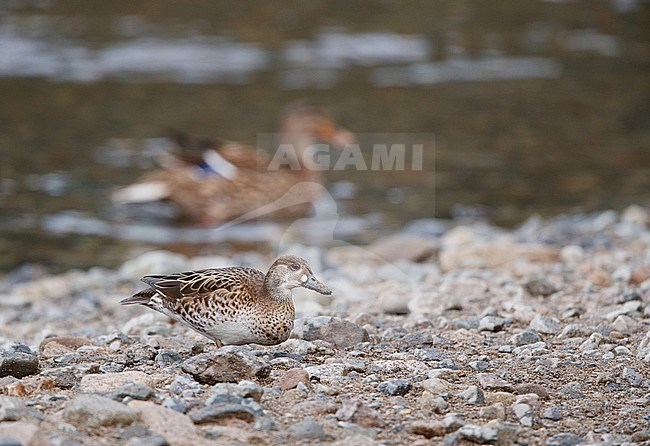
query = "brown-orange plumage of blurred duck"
(112, 101, 354, 224)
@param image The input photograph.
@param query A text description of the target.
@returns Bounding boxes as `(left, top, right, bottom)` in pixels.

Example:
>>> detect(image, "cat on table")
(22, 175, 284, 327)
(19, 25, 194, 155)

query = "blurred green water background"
(0, 0, 648, 271)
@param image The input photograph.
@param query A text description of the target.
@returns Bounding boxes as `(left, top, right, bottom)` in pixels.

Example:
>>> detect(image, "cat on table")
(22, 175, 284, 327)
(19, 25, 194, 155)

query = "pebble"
(418, 391, 449, 413)
(155, 350, 183, 367)
(638, 331, 650, 363)
(622, 367, 643, 387)
(457, 424, 499, 443)
(0, 422, 48, 446)
(478, 403, 506, 420)
(512, 341, 547, 356)
(578, 333, 603, 352)
(621, 204, 648, 225)
(377, 379, 411, 396)
(0, 207, 648, 445)
(529, 314, 561, 334)
(292, 316, 370, 349)
(509, 329, 542, 347)
(0, 396, 34, 422)
(611, 315, 637, 333)
(542, 406, 566, 421)
(515, 383, 548, 399)
(0, 351, 39, 378)
(559, 382, 585, 399)
(605, 300, 642, 320)
(476, 374, 515, 393)
(457, 385, 485, 404)
(118, 250, 188, 281)
(560, 245, 584, 263)
(107, 383, 157, 402)
(442, 412, 466, 431)
(421, 377, 450, 395)
(512, 403, 535, 427)
(188, 403, 259, 424)
(181, 349, 270, 384)
(79, 371, 152, 393)
(128, 400, 210, 446)
(161, 397, 186, 414)
(124, 436, 168, 446)
(411, 420, 446, 438)
(208, 381, 263, 403)
(468, 361, 490, 372)
(288, 417, 333, 440)
(545, 432, 585, 446)
(63, 394, 138, 428)
(524, 279, 557, 297)
(273, 368, 310, 391)
(478, 316, 506, 332)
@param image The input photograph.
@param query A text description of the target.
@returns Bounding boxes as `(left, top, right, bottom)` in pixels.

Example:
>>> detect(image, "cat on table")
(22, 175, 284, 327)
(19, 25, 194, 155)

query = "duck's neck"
(260, 275, 293, 303)
(278, 131, 317, 170)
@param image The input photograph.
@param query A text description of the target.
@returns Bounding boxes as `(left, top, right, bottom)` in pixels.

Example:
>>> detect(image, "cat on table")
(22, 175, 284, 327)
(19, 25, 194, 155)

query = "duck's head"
(268, 254, 332, 295)
(279, 100, 355, 149)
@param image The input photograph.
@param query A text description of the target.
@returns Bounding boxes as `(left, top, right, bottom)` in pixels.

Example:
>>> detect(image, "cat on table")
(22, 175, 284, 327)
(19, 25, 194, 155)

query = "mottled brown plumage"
(120, 255, 331, 347)
(112, 101, 355, 224)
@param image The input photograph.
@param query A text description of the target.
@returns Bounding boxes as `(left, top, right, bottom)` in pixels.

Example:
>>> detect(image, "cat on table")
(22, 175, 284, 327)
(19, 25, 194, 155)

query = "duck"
(120, 254, 331, 347)
(112, 101, 355, 224)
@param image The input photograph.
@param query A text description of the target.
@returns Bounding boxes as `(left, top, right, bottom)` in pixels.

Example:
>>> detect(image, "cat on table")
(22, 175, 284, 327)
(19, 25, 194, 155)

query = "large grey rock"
(0, 352, 38, 378)
(181, 349, 270, 384)
(63, 394, 138, 428)
(292, 316, 369, 349)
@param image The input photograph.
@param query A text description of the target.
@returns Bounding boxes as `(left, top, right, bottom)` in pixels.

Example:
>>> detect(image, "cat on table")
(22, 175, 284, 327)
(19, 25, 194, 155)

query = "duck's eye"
(289, 263, 300, 271)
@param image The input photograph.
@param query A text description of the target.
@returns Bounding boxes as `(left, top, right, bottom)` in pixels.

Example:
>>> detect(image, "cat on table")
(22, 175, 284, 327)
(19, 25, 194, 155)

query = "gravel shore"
(1, 206, 649, 446)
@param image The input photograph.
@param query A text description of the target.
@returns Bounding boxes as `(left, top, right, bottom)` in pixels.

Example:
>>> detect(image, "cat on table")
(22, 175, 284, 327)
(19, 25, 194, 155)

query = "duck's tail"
(111, 182, 170, 204)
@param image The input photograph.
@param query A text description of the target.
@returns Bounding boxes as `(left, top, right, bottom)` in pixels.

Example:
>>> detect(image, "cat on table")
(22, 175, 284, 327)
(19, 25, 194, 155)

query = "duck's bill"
(303, 275, 332, 295)
(316, 120, 356, 149)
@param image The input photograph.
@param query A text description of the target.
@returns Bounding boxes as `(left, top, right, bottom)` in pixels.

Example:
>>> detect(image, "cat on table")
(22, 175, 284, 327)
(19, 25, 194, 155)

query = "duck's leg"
(214, 339, 223, 348)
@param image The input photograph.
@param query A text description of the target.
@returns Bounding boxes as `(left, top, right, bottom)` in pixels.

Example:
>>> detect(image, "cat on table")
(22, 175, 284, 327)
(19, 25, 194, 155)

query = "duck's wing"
(139, 266, 265, 303)
(167, 132, 239, 179)
(168, 132, 229, 165)
(169, 132, 268, 174)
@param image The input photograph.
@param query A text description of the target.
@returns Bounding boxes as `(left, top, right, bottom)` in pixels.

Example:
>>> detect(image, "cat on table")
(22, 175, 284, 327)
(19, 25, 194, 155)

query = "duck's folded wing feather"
(141, 267, 265, 302)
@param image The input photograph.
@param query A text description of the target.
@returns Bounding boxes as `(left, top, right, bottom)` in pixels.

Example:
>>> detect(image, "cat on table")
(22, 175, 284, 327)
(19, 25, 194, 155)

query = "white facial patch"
(301, 274, 308, 283)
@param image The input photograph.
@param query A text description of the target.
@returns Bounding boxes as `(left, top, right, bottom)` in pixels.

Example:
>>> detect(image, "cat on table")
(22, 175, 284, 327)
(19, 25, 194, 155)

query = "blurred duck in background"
(112, 101, 355, 225)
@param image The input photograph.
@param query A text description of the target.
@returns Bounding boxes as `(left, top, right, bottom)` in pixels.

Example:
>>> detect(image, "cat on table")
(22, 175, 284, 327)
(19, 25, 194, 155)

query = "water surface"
(1, 0, 648, 271)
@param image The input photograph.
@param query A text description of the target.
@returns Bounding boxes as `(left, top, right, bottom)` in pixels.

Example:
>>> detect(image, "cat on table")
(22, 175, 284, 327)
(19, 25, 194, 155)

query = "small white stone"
(560, 245, 584, 264)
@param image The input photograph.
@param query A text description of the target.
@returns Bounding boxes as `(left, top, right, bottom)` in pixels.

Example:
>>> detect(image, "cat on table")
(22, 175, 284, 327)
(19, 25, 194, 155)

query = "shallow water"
(1, 1, 649, 272)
